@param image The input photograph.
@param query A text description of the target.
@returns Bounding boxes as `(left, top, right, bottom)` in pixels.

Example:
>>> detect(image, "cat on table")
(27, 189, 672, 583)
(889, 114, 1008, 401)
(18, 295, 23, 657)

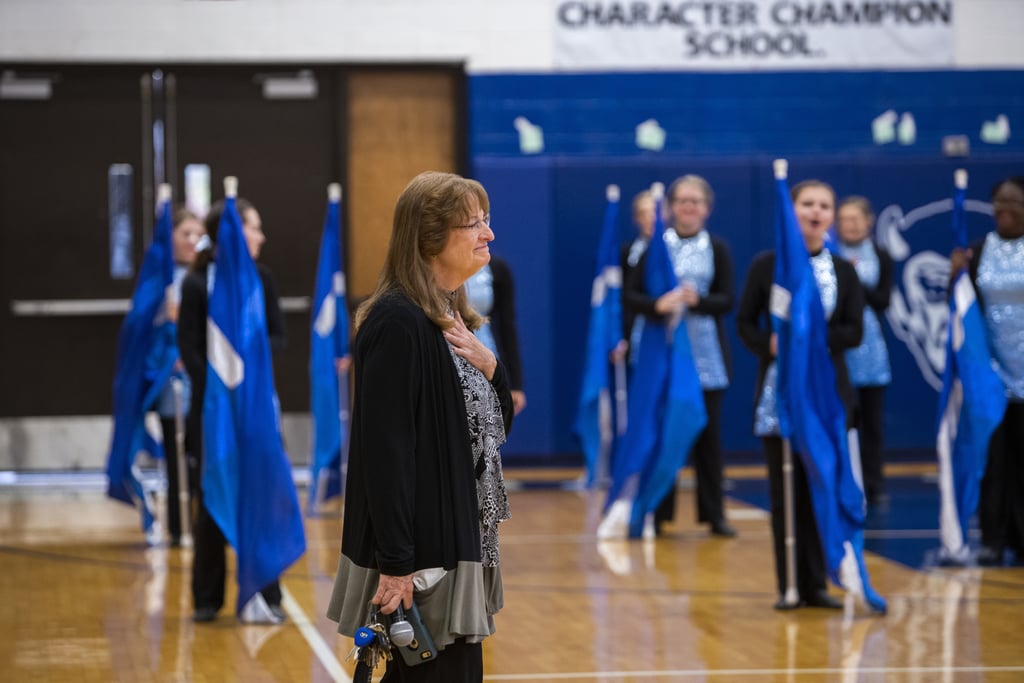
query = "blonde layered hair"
(355, 171, 489, 332)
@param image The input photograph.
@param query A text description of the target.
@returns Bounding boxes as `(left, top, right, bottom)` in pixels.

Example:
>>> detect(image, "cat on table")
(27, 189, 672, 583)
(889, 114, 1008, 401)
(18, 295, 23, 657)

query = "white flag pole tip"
(650, 182, 665, 200)
(606, 184, 620, 202)
(328, 183, 342, 202)
(157, 183, 172, 204)
(954, 169, 968, 190)
(773, 159, 788, 180)
(223, 176, 238, 198)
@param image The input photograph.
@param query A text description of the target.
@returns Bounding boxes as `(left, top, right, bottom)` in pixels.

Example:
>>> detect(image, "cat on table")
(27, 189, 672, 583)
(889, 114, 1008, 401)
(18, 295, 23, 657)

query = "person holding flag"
(946, 175, 1024, 566)
(177, 185, 304, 624)
(107, 184, 178, 546)
(309, 183, 351, 514)
(738, 167, 884, 613)
(149, 206, 205, 547)
(621, 175, 735, 538)
(598, 182, 708, 539)
(620, 188, 655, 365)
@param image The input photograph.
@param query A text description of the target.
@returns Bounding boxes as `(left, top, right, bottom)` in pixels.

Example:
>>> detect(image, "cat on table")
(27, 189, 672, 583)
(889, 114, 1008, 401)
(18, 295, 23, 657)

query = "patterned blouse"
(447, 343, 510, 566)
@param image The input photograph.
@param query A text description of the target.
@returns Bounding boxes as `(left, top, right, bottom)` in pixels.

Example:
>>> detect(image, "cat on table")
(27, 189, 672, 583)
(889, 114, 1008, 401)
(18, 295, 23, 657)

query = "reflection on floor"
(728, 471, 1023, 570)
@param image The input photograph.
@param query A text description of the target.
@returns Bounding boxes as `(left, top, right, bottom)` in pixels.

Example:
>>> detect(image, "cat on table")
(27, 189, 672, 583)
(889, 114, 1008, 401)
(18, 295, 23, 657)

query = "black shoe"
(977, 545, 1004, 566)
(269, 605, 287, 622)
(774, 597, 802, 611)
(710, 520, 737, 538)
(193, 607, 218, 623)
(804, 591, 843, 609)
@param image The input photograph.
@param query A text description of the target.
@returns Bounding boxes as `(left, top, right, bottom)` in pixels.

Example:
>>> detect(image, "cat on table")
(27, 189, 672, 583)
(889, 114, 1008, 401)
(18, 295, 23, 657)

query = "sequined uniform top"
(664, 229, 729, 389)
(737, 249, 865, 437)
(974, 231, 1024, 400)
(622, 230, 735, 384)
(837, 240, 892, 388)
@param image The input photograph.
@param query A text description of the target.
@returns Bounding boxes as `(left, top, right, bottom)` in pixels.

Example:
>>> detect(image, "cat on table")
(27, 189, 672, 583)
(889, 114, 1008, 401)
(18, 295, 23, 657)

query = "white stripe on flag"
(590, 265, 622, 307)
(950, 276, 975, 352)
(937, 378, 967, 559)
(314, 292, 337, 339)
(838, 541, 864, 608)
(333, 271, 346, 297)
(207, 320, 244, 389)
(769, 283, 792, 321)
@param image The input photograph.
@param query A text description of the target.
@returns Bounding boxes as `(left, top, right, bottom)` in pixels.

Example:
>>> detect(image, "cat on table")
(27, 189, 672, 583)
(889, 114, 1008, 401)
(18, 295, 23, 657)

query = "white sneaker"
(642, 513, 656, 541)
(239, 593, 284, 625)
(144, 520, 163, 547)
(596, 500, 631, 539)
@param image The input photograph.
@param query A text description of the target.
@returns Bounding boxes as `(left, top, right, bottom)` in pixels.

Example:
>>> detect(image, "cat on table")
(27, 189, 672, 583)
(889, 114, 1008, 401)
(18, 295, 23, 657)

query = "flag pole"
(172, 377, 193, 548)
(329, 183, 348, 507)
(312, 182, 346, 515)
(608, 183, 629, 446)
(597, 186, 623, 487)
(774, 158, 800, 609)
(937, 167, 971, 563)
(159, 181, 193, 549)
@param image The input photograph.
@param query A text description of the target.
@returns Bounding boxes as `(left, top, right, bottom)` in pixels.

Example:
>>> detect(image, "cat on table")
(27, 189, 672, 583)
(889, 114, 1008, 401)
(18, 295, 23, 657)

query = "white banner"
(554, 1, 955, 70)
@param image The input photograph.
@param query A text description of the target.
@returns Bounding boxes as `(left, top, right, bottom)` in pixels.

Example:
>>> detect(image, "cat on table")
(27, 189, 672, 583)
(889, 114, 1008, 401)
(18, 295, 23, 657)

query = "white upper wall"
(0, 0, 1021, 72)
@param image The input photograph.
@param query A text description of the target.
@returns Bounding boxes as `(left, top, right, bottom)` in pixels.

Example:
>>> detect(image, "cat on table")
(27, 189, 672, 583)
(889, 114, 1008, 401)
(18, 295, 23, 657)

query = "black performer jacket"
(737, 249, 864, 422)
(177, 261, 286, 454)
(622, 234, 735, 381)
(487, 256, 525, 393)
(341, 290, 514, 576)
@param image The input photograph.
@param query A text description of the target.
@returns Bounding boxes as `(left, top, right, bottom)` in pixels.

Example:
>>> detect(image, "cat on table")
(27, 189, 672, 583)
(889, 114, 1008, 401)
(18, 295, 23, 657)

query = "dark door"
(0, 65, 340, 416)
(0, 67, 145, 416)
(171, 65, 340, 410)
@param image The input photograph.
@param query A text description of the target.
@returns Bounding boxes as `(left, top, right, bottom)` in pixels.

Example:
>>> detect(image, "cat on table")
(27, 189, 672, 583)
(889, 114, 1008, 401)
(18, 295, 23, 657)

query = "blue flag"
(203, 195, 306, 613)
(770, 170, 886, 613)
(575, 187, 623, 487)
(936, 175, 1007, 562)
(607, 191, 707, 537)
(310, 188, 350, 510)
(106, 193, 175, 540)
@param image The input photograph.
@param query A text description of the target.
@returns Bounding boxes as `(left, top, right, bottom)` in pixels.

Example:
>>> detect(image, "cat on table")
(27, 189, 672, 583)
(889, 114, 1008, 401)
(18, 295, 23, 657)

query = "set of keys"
(347, 606, 393, 677)
(347, 602, 417, 679)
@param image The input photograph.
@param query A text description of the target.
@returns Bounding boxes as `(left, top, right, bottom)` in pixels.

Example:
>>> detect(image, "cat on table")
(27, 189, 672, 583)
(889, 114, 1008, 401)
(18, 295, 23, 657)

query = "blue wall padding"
(470, 70, 1024, 463)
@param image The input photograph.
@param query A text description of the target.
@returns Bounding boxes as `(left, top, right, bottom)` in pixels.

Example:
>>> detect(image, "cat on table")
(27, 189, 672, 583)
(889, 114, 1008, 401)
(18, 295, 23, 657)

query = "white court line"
(281, 586, 351, 683)
(484, 665, 1024, 680)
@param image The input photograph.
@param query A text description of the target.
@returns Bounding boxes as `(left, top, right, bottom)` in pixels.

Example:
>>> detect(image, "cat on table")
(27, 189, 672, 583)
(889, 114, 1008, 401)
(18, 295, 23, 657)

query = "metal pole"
(781, 437, 800, 607)
(338, 365, 351, 498)
(613, 355, 628, 437)
(172, 378, 193, 548)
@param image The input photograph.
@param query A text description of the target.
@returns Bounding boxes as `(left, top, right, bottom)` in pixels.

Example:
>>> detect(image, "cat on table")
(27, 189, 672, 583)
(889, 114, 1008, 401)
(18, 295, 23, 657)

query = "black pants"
(980, 402, 1024, 554)
(378, 638, 482, 683)
(159, 417, 196, 543)
(192, 491, 281, 611)
(655, 389, 726, 526)
(764, 436, 828, 598)
(855, 386, 887, 502)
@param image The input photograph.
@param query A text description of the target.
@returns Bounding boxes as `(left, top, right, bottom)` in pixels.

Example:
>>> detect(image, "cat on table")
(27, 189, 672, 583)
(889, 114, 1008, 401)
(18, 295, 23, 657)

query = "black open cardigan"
(340, 290, 514, 576)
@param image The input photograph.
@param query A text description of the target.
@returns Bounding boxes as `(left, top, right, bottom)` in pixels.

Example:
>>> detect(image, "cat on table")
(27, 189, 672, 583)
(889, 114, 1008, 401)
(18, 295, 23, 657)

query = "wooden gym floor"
(1, 465, 1023, 682)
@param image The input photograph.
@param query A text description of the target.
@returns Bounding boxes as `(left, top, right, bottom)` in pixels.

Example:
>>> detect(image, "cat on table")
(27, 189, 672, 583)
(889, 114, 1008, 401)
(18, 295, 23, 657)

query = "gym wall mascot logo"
(876, 196, 992, 391)
(554, 1, 955, 69)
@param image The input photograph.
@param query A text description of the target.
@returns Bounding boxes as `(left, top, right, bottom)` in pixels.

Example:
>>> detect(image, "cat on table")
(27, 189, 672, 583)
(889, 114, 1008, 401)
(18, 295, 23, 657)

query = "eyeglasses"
(992, 197, 1024, 206)
(672, 197, 705, 206)
(455, 213, 491, 231)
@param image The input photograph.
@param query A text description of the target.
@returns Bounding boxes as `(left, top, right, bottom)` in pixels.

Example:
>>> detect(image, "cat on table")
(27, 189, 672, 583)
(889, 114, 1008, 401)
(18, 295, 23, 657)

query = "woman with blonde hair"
(328, 171, 514, 680)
